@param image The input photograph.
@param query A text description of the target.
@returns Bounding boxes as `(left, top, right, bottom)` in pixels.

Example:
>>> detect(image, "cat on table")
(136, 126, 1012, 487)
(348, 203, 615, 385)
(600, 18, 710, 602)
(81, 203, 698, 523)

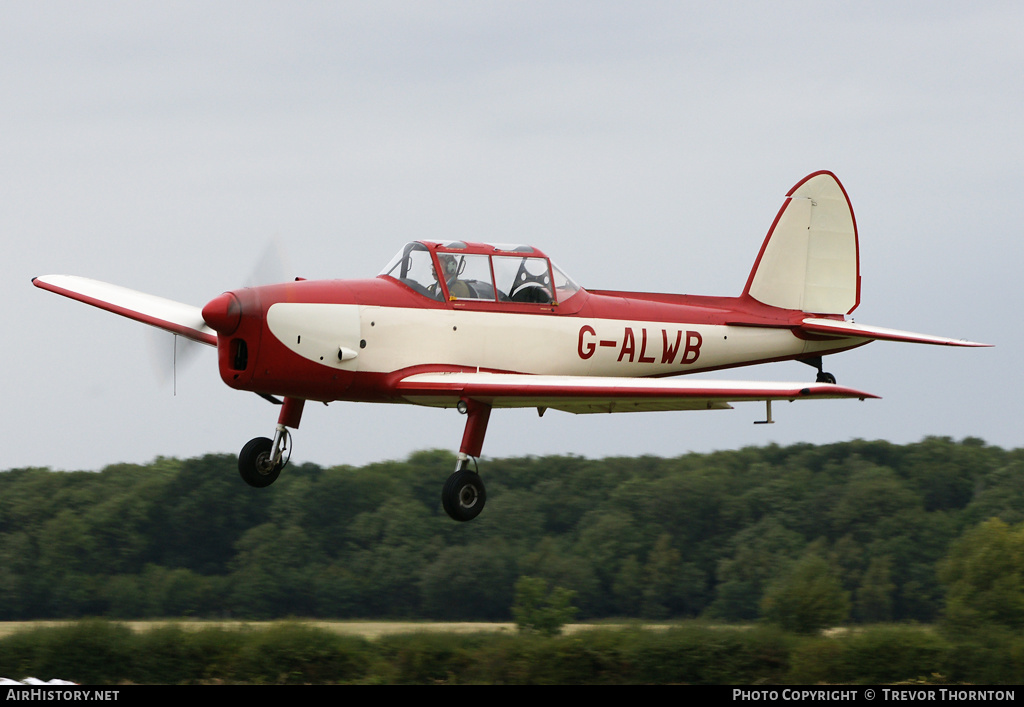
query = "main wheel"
(442, 470, 487, 522)
(238, 437, 282, 488)
(816, 371, 837, 384)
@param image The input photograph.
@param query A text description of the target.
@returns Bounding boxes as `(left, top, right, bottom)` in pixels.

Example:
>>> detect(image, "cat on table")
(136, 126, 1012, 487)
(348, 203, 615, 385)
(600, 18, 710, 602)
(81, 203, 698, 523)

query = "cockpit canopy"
(379, 241, 580, 305)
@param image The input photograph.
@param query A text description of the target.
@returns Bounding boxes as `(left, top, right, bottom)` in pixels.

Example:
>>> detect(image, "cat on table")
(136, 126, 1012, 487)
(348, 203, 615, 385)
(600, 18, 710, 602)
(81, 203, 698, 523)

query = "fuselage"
(32, 174, 986, 521)
(202, 241, 866, 405)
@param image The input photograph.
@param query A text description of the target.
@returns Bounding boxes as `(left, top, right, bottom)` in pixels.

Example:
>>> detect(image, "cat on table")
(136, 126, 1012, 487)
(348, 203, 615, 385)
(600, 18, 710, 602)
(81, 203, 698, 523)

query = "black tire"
(238, 437, 282, 488)
(442, 470, 486, 522)
(816, 371, 837, 384)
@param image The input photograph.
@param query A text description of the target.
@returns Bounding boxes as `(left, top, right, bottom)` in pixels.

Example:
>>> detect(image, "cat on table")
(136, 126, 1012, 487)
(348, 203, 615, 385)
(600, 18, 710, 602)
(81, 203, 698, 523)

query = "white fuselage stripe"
(266, 303, 860, 377)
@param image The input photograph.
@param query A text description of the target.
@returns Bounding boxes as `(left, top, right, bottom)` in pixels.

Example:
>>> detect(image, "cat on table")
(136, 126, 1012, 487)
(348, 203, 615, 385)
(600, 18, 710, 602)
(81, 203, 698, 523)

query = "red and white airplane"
(33, 171, 987, 521)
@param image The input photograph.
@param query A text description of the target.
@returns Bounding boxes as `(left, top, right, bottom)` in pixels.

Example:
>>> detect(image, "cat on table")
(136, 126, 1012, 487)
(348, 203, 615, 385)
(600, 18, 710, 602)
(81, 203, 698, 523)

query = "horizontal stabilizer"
(33, 275, 217, 346)
(801, 317, 991, 347)
(397, 371, 877, 414)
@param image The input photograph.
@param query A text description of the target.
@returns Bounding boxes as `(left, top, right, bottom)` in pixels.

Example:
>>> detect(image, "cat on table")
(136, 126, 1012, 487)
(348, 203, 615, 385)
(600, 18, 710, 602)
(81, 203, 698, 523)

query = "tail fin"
(743, 171, 860, 315)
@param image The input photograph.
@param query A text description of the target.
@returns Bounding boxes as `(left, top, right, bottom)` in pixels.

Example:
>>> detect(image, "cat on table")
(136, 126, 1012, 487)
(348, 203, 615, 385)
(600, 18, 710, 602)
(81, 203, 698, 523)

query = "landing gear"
(238, 396, 304, 489)
(442, 398, 492, 522)
(802, 356, 837, 384)
(442, 466, 486, 522)
(238, 435, 286, 487)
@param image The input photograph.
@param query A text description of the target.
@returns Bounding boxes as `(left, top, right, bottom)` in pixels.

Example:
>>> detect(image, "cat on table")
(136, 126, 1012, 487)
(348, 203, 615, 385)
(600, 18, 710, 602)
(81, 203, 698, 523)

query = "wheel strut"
(442, 399, 492, 521)
(238, 396, 305, 488)
(801, 356, 837, 384)
(454, 398, 491, 472)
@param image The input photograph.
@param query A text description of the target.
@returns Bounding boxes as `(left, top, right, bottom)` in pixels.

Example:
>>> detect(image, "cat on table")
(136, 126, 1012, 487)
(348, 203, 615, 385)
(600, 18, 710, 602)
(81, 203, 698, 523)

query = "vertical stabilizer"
(743, 171, 860, 315)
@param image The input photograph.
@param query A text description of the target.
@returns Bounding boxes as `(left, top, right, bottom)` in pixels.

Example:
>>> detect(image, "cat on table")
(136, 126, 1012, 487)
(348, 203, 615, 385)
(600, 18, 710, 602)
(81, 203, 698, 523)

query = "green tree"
(573, 509, 642, 614)
(519, 536, 602, 616)
(855, 555, 896, 623)
(512, 576, 578, 636)
(148, 455, 271, 574)
(938, 518, 1024, 630)
(638, 534, 707, 618)
(612, 555, 644, 615)
(640, 534, 681, 619)
(419, 541, 517, 620)
(707, 517, 804, 622)
(761, 552, 850, 633)
(963, 460, 1024, 526)
(229, 523, 322, 618)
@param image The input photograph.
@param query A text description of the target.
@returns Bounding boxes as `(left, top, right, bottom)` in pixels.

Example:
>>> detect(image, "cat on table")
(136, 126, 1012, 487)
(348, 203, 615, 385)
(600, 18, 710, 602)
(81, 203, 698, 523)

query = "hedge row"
(1, 621, 1021, 685)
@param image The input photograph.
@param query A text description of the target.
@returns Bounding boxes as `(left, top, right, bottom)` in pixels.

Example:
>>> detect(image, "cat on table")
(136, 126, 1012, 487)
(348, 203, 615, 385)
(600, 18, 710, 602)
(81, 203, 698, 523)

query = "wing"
(33, 275, 217, 346)
(395, 371, 877, 414)
(800, 317, 990, 347)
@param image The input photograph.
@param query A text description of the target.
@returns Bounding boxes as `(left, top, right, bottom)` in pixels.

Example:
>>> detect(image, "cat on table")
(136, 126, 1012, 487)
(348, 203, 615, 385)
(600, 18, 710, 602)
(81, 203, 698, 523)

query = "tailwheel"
(238, 432, 288, 488)
(802, 356, 837, 384)
(442, 468, 487, 522)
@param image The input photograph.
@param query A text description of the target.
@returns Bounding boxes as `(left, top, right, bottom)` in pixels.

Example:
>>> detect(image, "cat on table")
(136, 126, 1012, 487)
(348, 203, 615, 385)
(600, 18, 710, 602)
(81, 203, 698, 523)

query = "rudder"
(743, 171, 860, 315)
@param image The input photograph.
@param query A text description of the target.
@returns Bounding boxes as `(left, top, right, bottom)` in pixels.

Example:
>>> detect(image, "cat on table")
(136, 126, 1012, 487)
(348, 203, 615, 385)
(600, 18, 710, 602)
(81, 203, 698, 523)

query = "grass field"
(0, 620, 672, 641)
(0, 620, 524, 640)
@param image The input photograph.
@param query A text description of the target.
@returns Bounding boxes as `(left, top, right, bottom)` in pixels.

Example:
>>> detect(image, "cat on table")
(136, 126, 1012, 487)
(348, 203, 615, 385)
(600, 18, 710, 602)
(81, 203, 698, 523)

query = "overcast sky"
(4, 1, 1019, 474)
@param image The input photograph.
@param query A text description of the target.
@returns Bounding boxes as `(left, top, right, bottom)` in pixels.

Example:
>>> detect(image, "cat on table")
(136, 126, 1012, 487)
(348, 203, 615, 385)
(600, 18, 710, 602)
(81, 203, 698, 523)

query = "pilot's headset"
(440, 254, 462, 279)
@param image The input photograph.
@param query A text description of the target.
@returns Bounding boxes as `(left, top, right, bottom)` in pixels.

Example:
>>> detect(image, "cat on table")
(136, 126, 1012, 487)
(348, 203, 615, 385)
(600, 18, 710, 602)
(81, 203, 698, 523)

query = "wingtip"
(939, 336, 992, 348)
(817, 383, 881, 400)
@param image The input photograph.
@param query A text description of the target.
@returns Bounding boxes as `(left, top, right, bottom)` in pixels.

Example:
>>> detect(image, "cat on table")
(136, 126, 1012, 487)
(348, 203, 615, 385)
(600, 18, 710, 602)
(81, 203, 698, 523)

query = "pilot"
(432, 254, 472, 299)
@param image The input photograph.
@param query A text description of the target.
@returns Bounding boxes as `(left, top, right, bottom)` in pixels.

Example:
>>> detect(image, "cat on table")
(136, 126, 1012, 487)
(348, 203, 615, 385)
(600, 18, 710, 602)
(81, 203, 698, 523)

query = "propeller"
(147, 331, 201, 395)
(148, 237, 292, 393)
(245, 237, 292, 289)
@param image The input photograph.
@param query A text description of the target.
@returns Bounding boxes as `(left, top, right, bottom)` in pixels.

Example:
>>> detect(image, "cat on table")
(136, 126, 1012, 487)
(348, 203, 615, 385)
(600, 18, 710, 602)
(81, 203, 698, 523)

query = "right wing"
(33, 275, 217, 347)
(395, 371, 878, 414)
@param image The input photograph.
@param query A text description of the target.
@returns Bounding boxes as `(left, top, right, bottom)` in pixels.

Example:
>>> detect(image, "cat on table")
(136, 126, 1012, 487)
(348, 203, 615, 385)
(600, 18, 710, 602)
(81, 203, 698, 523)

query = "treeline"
(1, 437, 1022, 624)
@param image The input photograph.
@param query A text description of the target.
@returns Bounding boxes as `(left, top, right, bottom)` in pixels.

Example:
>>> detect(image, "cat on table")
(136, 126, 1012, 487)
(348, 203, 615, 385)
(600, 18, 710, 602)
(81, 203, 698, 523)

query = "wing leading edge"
(32, 275, 217, 346)
(396, 371, 878, 414)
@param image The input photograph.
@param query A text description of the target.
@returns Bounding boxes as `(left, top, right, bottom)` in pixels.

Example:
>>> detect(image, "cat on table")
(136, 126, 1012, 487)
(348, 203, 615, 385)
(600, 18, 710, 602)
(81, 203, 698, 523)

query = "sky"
(3, 1, 1020, 474)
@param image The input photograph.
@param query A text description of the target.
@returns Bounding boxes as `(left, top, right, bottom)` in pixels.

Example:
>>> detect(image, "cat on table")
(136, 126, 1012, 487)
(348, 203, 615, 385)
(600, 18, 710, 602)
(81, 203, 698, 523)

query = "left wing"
(33, 275, 217, 346)
(396, 371, 877, 414)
